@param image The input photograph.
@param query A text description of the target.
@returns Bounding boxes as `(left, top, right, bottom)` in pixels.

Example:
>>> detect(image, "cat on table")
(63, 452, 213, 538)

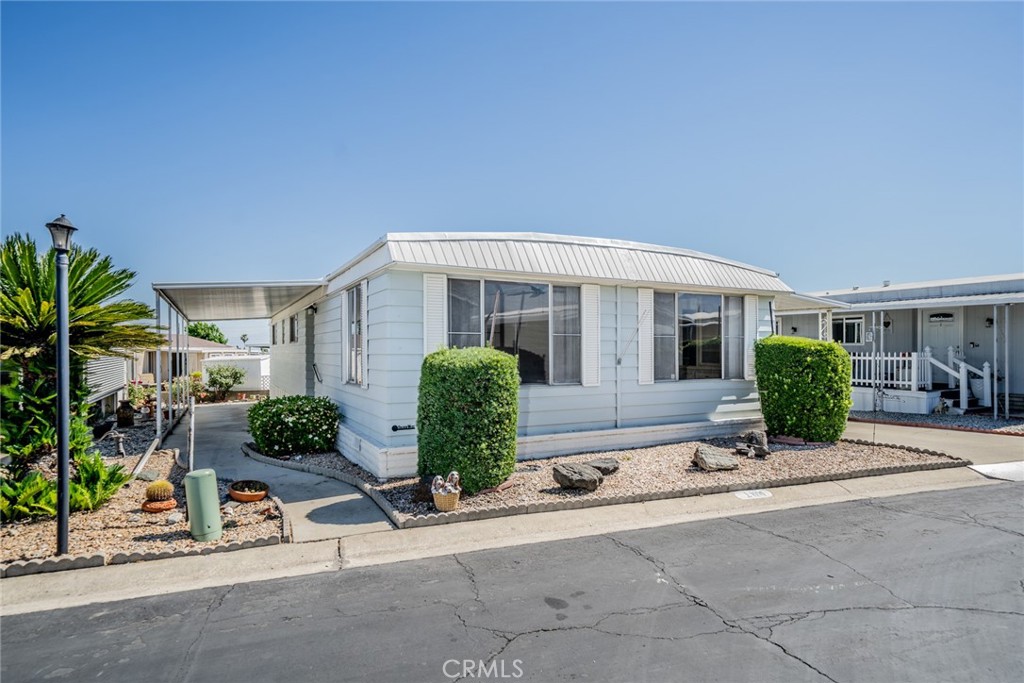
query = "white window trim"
(649, 291, 753, 383)
(833, 315, 865, 346)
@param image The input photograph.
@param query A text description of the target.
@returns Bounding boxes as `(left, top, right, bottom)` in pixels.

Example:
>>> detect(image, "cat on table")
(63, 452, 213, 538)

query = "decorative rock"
(734, 444, 753, 456)
(135, 469, 160, 482)
(585, 458, 620, 475)
(750, 444, 771, 458)
(692, 444, 740, 471)
(166, 512, 185, 525)
(739, 430, 768, 448)
(127, 513, 142, 524)
(552, 463, 603, 491)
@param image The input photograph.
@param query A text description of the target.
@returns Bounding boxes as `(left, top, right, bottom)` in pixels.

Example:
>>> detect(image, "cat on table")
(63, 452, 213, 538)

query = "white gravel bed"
(1, 449, 283, 563)
(850, 411, 1024, 434)
(266, 437, 964, 519)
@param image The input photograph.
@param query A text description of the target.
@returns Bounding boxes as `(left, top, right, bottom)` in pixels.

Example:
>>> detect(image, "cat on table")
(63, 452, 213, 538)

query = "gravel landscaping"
(849, 410, 1024, 434)
(258, 435, 967, 521)
(1, 449, 284, 564)
(90, 417, 159, 458)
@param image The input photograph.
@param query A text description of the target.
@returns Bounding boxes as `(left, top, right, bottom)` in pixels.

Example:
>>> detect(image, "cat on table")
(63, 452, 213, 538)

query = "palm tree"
(0, 232, 165, 394)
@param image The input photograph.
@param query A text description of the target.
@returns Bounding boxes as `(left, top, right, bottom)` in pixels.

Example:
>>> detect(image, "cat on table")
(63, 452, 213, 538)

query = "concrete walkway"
(162, 403, 392, 542)
(843, 420, 1024, 465)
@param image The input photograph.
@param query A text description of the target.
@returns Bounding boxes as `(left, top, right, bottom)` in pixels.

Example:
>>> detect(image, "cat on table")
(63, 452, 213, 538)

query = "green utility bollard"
(183, 468, 222, 542)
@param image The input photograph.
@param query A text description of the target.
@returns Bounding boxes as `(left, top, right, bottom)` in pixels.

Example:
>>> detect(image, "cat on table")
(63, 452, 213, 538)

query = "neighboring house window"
(347, 284, 363, 384)
(272, 323, 277, 345)
(653, 292, 745, 380)
(289, 314, 299, 343)
(447, 278, 581, 385)
(832, 316, 863, 345)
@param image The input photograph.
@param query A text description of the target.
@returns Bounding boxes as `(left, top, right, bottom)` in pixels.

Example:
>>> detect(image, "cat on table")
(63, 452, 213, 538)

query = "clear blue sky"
(3, 1, 1022, 345)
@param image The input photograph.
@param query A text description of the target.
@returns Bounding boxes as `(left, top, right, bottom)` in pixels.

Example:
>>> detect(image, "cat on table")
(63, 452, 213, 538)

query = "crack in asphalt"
(604, 534, 839, 683)
(868, 500, 1024, 539)
(727, 516, 914, 608)
(177, 583, 236, 683)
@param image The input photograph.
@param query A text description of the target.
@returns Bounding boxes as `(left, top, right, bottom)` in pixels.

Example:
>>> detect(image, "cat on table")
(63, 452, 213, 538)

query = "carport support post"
(168, 308, 175, 425)
(155, 293, 162, 437)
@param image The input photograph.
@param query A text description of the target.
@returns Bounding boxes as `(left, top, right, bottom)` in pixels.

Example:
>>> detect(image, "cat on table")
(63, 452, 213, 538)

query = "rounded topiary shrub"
(754, 336, 852, 442)
(417, 347, 519, 494)
(247, 395, 340, 457)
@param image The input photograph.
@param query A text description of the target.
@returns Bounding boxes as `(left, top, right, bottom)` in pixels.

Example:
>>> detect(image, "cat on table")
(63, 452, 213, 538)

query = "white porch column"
(982, 362, 992, 408)
(910, 352, 919, 390)
(154, 293, 162, 437)
(923, 346, 933, 390)
(947, 346, 958, 387)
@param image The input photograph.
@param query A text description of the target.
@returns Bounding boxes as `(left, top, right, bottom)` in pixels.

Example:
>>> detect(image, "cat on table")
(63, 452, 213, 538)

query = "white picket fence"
(849, 346, 992, 408)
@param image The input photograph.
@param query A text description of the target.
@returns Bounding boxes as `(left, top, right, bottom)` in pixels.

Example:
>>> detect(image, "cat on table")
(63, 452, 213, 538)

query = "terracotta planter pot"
(141, 499, 177, 513)
(228, 481, 269, 503)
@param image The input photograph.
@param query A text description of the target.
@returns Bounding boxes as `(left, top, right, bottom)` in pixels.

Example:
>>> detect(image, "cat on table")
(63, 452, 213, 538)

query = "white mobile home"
(256, 233, 799, 478)
(777, 274, 1023, 416)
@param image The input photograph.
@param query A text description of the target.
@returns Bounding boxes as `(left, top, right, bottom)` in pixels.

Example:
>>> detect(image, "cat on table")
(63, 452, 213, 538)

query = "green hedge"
(247, 395, 340, 457)
(417, 347, 519, 494)
(754, 335, 852, 442)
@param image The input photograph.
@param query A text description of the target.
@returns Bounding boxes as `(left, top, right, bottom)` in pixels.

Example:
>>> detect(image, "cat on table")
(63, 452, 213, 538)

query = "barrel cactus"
(145, 480, 174, 502)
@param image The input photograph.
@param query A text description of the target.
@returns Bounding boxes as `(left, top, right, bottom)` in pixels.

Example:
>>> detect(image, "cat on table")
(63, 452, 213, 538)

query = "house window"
(272, 323, 277, 345)
(447, 279, 581, 385)
(654, 293, 745, 381)
(347, 284, 363, 384)
(832, 316, 863, 345)
(289, 314, 299, 343)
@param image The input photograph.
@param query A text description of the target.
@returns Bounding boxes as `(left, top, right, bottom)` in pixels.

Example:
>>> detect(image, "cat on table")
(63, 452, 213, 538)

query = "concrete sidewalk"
(162, 403, 392, 541)
(843, 420, 1024, 465)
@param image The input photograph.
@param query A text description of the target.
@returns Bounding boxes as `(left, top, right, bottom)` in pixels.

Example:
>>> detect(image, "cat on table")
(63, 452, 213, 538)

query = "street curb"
(270, 494, 292, 543)
(241, 441, 970, 530)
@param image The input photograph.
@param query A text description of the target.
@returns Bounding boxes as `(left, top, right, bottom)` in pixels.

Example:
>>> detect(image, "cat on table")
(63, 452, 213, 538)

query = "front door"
(922, 308, 961, 384)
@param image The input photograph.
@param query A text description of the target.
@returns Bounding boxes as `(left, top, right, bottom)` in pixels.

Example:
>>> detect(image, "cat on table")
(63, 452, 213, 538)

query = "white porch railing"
(850, 345, 992, 408)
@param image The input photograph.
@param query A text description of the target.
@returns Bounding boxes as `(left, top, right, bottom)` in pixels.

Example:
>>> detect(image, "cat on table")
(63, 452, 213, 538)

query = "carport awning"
(152, 280, 325, 321)
(773, 292, 850, 314)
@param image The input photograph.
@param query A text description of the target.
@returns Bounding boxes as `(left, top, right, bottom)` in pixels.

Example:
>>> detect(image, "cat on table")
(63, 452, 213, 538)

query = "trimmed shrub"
(206, 364, 246, 401)
(247, 395, 340, 457)
(754, 336, 852, 442)
(417, 347, 519, 494)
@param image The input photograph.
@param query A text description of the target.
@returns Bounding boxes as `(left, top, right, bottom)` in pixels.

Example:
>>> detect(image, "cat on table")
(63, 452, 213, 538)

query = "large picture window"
(347, 284, 363, 384)
(654, 292, 745, 381)
(447, 279, 581, 385)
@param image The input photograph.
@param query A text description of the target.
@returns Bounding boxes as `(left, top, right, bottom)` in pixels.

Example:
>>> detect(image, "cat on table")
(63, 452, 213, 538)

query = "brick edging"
(847, 416, 1024, 437)
(241, 442, 971, 531)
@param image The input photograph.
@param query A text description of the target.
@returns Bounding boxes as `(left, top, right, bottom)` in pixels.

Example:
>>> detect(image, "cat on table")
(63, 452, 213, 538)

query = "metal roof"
(811, 273, 1024, 303)
(152, 280, 324, 321)
(377, 232, 792, 293)
(772, 292, 850, 313)
(840, 291, 1024, 312)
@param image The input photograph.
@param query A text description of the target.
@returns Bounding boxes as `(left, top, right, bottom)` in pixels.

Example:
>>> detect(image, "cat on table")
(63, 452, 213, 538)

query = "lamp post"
(46, 214, 77, 556)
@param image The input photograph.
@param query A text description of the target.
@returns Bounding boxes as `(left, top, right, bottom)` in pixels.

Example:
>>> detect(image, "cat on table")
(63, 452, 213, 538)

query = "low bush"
(754, 335, 852, 442)
(247, 395, 340, 456)
(0, 452, 130, 521)
(417, 347, 519, 494)
(70, 452, 132, 511)
(206, 364, 246, 401)
(0, 472, 57, 522)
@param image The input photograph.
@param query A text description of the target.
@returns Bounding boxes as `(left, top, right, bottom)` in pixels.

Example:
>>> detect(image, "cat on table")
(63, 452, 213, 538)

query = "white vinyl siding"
(580, 284, 601, 387)
(85, 356, 127, 403)
(743, 294, 758, 380)
(637, 288, 654, 385)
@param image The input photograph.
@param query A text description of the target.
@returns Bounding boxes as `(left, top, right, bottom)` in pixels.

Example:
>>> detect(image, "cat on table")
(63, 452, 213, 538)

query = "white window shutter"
(581, 284, 601, 387)
(361, 279, 369, 389)
(744, 294, 758, 380)
(637, 288, 654, 385)
(423, 273, 447, 356)
(340, 294, 349, 383)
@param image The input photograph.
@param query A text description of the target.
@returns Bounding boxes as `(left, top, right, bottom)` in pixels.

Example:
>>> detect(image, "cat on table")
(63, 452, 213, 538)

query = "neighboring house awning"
(152, 281, 324, 321)
(837, 292, 1024, 312)
(772, 292, 850, 314)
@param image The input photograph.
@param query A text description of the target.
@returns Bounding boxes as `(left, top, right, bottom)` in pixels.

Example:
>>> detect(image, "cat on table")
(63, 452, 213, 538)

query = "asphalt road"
(3, 484, 1022, 683)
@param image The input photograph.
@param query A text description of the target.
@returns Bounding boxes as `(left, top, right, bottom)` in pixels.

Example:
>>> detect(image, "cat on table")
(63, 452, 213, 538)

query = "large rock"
(553, 463, 604, 491)
(692, 444, 740, 471)
(739, 430, 768, 448)
(585, 458, 620, 475)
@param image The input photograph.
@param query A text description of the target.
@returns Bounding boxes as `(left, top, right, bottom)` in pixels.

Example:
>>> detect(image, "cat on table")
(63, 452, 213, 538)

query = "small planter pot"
(228, 480, 269, 503)
(142, 499, 177, 513)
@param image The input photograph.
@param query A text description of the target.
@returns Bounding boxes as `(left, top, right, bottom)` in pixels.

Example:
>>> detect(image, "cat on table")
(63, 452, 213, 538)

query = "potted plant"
(228, 479, 269, 503)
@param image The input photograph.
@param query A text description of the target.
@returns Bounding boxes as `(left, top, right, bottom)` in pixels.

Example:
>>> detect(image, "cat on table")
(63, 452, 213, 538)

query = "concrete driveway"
(844, 420, 1024, 465)
(162, 403, 392, 541)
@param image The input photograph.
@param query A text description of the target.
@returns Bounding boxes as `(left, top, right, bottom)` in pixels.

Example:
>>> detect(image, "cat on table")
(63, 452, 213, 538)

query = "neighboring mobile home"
(776, 274, 1023, 416)
(259, 232, 802, 478)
